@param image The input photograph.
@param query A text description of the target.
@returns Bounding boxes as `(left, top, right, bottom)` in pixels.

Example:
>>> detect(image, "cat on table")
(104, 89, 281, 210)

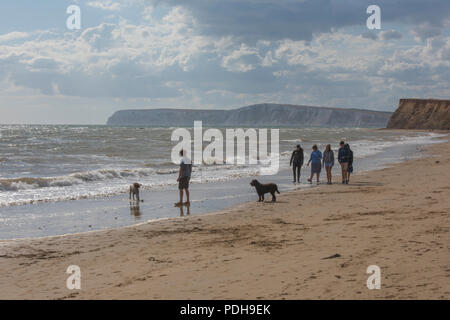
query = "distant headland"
(106, 103, 392, 128)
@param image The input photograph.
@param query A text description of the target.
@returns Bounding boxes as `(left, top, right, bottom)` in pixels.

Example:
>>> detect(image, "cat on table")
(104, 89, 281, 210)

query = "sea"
(0, 125, 446, 239)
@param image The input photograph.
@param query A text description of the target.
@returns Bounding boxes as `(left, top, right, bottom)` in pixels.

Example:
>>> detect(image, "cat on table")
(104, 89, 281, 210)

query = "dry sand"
(0, 140, 449, 300)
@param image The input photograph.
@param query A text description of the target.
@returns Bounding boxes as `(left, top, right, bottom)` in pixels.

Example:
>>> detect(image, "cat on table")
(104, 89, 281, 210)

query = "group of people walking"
(175, 141, 354, 207)
(290, 141, 353, 185)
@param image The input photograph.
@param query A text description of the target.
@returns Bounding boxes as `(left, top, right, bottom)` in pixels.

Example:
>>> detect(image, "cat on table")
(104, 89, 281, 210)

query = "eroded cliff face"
(106, 104, 392, 128)
(387, 99, 450, 130)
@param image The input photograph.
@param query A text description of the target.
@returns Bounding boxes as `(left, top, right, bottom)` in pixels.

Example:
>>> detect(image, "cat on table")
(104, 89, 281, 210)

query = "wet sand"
(0, 139, 449, 299)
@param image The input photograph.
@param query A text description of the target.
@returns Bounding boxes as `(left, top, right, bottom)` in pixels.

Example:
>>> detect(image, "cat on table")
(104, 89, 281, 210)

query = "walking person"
(338, 141, 350, 184)
(175, 149, 192, 206)
(346, 144, 354, 183)
(307, 145, 322, 184)
(322, 144, 334, 184)
(290, 144, 304, 183)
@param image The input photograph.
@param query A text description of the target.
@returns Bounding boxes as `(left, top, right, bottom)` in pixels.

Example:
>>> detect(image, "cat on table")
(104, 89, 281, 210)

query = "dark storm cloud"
(149, 0, 450, 42)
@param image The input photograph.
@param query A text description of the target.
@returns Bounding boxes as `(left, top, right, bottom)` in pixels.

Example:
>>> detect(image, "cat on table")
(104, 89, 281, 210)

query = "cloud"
(380, 30, 403, 41)
(87, 0, 121, 11)
(410, 22, 445, 41)
(81, 23, 117, 51)
(0, 31, 29, 43)
(148, 0, 450, 42)
(377, 37, 450, 89)
(361, 31, 378, 41)
(0, 7, 213, 99)
(221, 44, 260, 72)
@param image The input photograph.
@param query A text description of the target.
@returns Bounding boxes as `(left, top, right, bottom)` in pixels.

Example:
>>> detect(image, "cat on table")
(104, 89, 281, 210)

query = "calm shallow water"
(0, 125, 446, 239)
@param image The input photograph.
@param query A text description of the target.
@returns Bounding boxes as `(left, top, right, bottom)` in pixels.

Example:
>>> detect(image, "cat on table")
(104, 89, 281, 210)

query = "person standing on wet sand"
(338, 141, 350, 184)
(307, 145, 322, 184)
(346, 144, 354, 183)
(175, 149, 192, 206)
(290, 144, 304, 183)
(322, 144, 334, 184)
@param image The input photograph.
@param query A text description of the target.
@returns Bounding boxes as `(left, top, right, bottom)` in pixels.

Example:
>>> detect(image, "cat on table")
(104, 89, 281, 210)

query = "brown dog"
(129, 183, 142, 201)
(250, 179, 280, 202)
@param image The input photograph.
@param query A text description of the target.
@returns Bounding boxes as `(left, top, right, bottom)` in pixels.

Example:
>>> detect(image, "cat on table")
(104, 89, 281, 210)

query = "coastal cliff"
(387, 99, 450, 130)
(106, 103, 392, 127)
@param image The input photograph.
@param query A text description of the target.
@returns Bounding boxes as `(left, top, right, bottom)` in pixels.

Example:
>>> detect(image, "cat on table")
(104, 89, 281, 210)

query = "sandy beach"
(0, 137, 449, 300)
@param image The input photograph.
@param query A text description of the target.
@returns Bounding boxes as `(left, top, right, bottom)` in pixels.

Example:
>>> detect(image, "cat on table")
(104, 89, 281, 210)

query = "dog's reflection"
(129, 201, 142, 220)
(178, 203, 191, 217)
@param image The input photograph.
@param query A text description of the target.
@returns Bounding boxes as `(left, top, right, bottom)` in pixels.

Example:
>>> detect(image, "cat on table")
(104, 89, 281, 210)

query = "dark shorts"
(311, 162, 321, 174)
(178, 177, 190, 190)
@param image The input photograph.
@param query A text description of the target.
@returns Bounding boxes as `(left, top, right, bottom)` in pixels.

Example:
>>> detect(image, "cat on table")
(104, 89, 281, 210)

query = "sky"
(0, 0, 449, 124)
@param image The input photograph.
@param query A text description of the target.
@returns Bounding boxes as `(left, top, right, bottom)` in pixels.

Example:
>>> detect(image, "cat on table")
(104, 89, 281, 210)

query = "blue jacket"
(309, 150, 322, 164)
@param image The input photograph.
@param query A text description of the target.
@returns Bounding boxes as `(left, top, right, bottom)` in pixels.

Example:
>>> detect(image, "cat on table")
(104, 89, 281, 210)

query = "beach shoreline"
(0, 135, 449, 299)
(1, 129, 447, 240)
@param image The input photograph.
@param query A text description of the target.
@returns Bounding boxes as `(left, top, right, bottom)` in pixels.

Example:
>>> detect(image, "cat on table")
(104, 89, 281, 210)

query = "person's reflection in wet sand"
(129, 201, 141, 220)
(179, 203, 191, 217)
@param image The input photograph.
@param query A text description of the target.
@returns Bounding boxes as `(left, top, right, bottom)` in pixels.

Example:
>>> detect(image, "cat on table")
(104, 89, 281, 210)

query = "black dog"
(250, 179, 280, 202)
